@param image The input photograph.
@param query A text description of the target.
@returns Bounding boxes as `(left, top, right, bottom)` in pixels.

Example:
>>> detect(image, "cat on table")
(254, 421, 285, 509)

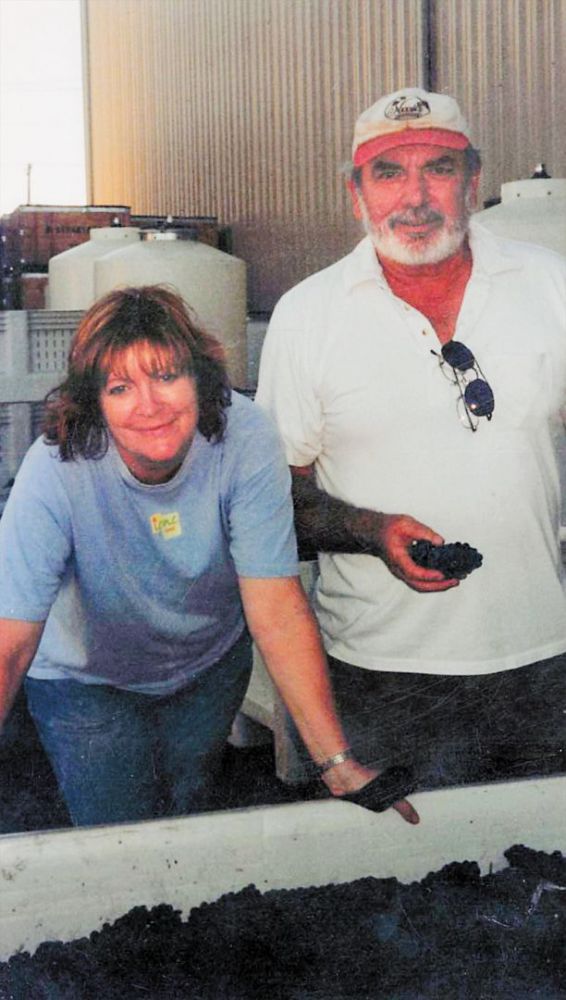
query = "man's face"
(350, 144, 479, 265)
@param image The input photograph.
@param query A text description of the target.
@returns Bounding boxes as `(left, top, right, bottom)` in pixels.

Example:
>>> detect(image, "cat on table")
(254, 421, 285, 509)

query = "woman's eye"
(157, 372, 178, 383)
(107, 384, 127, 396)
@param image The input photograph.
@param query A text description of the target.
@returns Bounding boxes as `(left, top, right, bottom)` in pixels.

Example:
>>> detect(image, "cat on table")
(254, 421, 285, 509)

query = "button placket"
(397, 298, 437, 347)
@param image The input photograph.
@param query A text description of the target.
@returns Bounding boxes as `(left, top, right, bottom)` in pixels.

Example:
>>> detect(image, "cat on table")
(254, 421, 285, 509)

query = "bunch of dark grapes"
(410, 540, 483, 579)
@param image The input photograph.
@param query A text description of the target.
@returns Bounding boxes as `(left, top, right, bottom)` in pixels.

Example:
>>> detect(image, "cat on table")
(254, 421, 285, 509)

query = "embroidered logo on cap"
(150, 512, 182, 539)
(385, 95, 431, 121)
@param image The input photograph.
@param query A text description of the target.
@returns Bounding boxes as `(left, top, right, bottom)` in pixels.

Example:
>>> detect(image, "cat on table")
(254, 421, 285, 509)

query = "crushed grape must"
(2, 845, 565, 999)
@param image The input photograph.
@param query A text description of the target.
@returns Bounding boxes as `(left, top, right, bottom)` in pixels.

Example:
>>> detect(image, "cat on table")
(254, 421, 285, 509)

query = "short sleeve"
(0, 442, 72, 620)
(224, 403, 299, 579)
(255, 291, 323, 467)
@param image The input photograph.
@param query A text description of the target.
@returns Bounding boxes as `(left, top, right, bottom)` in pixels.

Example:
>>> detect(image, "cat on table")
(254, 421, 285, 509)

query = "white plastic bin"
(1, 775, 564, 961)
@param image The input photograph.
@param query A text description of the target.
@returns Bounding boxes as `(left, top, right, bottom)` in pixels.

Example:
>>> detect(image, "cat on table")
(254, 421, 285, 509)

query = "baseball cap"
(352, 87, 471, 168)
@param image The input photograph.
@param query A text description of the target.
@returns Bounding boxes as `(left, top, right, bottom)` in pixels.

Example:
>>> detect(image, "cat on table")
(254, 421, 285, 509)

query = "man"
(256, 87, 566, 793)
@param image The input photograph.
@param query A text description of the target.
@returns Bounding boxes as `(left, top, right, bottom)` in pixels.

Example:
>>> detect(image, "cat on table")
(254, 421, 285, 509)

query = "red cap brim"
(353, 128, 470, 168)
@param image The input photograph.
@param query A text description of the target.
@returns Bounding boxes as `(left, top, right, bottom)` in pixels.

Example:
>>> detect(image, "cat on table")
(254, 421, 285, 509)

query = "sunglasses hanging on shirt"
(432, 340, 495, 432)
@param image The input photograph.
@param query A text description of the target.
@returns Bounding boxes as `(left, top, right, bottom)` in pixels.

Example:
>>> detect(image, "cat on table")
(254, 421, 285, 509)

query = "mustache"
(388, 209, 444, 228)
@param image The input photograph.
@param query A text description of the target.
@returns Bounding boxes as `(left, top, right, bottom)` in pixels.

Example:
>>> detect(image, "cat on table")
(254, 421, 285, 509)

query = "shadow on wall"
(233, 215, 360, 314)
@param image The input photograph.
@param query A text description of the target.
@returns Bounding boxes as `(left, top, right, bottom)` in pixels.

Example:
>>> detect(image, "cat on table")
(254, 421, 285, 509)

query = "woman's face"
(99, 341, 199, 484)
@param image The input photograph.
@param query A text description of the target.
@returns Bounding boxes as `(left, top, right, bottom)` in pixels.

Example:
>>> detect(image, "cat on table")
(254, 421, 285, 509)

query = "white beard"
(359, 193, 474, 266)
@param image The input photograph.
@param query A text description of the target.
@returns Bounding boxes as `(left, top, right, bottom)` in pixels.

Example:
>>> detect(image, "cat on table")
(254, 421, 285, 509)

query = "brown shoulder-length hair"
(43, 285, 232, 460)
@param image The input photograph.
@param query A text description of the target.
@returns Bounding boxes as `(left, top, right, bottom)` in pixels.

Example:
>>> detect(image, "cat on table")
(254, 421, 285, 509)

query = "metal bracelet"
(318, 748, 355, 773)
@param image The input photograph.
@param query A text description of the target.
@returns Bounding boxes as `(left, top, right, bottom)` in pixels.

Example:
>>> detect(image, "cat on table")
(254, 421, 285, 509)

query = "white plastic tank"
(94, 232, 247, 388)
(475, 167, 566, 256)
(47, 227, 141, 310)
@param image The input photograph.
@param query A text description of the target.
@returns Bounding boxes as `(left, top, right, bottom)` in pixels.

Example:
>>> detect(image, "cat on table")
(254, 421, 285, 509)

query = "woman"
(0, 286, 416, 826)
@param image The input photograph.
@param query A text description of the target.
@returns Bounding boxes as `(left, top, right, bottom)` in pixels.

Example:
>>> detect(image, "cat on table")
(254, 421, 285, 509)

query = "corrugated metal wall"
(83, 0, 566, 312)
(83, 0, 424, 310)
(434, 0, 566, 206)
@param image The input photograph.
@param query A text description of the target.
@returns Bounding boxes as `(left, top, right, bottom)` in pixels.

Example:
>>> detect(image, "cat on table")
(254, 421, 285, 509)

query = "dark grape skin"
(410, 539, 483, 579)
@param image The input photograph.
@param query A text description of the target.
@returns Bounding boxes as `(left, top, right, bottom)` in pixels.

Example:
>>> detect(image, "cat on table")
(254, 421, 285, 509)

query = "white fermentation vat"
(476, 173, 566, 256)
(94, 232, 248, 388)
(47, 227, 141, 311)
(1, 775, 565, 960)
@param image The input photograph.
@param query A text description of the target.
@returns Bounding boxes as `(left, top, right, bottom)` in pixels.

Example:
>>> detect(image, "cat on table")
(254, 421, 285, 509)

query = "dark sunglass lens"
(464, 378, 494, 417)
(442, 341, 475, 371)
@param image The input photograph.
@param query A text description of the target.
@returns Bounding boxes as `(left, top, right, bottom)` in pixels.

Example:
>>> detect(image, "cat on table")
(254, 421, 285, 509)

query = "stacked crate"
(0, 310, 81, 493)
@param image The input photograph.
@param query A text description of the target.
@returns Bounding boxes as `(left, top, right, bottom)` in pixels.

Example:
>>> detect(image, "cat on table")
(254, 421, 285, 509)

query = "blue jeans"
(25, 630, 252, 827)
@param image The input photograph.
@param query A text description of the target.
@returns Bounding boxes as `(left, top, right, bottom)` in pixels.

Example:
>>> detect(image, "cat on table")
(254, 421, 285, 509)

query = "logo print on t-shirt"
(150, 512, 182, 538)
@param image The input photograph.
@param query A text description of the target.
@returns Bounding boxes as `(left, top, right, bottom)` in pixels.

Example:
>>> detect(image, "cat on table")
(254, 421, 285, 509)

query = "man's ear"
(467, 171, 481, 211)
(347, 179, 363, 221)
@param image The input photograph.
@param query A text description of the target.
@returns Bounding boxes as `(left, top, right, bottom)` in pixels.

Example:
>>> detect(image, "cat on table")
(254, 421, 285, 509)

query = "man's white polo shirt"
(257, 222, 566, 674)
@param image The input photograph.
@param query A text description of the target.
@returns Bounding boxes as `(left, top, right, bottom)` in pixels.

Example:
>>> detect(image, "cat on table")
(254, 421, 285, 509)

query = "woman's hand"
(238, 575, 419, 826)
(321, 757, 420, 825)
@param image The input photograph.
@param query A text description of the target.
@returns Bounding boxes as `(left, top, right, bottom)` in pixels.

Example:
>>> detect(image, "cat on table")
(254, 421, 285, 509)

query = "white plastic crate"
(0, 310, 81, 482)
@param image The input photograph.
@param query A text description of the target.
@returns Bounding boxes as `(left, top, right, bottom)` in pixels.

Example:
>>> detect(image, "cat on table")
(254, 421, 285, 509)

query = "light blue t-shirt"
(0, 393, 298, 694)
